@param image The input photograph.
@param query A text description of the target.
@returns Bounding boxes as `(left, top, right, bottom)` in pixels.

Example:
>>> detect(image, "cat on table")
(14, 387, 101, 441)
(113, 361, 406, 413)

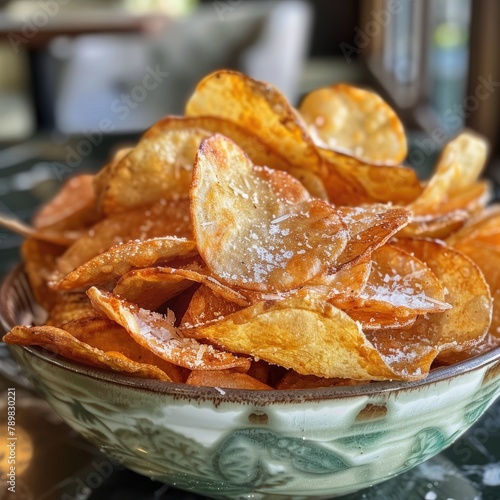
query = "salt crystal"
(270, 213, 292, 225)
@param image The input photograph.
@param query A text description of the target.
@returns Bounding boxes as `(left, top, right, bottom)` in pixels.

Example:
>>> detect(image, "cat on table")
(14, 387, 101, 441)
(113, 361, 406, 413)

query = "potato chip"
(87, 287, 250, 372)
(115, 264, 248, 310)
(186, 370, 272, 390)
(364, 316, 439, 378)
(451, 240, 500, 346)
(276, 370, 365, 390)
(334, 204, 411, 269)
(408, 131, 488, 216)
(394, 238, 492, 354)
(46, 293, 96, 327)
(97, 128, 211, 215)
(183, 295, 435, 380)
(181, 285, 243, 328)
(62, 316, 184, 382)
(320, 149, 422, 205)
(246, 359, 271, 386)
(446, 203, 500, 247)
(145, 116, 294, 171)
(299, 84, 407, 165)
(3, 325, 173, 381)
(55, 237, 197, 291)
(163, 268, 250, 306)
(432, 180, 491, 216)
(93, 147, 133, 212)
(302, 261, 371, 307)
(113, 267, 195, 310)
(191, 134, 348, 292)
(33, 174, 97, 229)
(399, 180, 491, 239)
(0, 213, 77, 247)
(341, 245, 450, 319)
(346, 309, 417, 331)
(22, 238, 64, 311)
(145, 115, 329, 200)
(286, 167, 328, 200)
(186, 70, 324, 175)
(397, 211, 469, 240)
(56, 199, 192, 276)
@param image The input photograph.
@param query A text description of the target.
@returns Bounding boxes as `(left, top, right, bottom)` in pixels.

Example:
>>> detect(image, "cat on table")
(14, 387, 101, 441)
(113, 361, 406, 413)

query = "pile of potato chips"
(3, 70, 500, 390)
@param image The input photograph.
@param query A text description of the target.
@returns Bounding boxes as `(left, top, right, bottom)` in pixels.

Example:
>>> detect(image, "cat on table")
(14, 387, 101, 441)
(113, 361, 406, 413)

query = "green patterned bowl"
(2, 266, 500, 499)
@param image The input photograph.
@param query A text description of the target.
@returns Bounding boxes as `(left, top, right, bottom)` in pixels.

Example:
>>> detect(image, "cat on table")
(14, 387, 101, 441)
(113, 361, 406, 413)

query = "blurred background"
(0, 0, 499, 272)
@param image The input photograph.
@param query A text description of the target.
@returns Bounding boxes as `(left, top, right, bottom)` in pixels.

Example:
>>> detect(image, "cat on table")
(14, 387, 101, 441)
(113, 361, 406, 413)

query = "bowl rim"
(3, 264, 500, 404)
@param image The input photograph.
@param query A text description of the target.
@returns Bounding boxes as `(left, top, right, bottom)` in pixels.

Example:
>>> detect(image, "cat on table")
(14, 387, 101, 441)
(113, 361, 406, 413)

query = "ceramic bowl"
(2, 266, 500, 500)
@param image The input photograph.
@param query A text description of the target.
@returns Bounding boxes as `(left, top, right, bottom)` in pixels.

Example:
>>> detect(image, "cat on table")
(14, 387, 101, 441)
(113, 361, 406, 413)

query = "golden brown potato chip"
(394, 238, 492, 355)
(320, 149, 422, 206)
(145, 116, 329, 200)
(433, 180, 491, 216)
(276, 370, 365, 390)
(33, 174, 97, 229)
(181, 285, 243, 328)
(451, 239, 500, 346)
(146, 116, 294, 171)
(55, 237, 197, 291)
(115, 264, 248, 310)
(3, 325, 173, 381)
(408, 131, 488, 216)
(446, 203, 500, 246)
(246, 359, 271, 385)
(93, 147, 133, 212)
(113, 267, 196, 310)
(164, 268, 250, 306)
(21, 238, 65, 311)
(334, 204, 411, 269)
(97, 128, 211, 215)
(397, 211, 468, 239)
(341, 245, 450, 319)
(302, 261, 371, 307)
(287, 167, 328, 200)
(364, 316, 439, 378)
(183, 295, 435, 380)
(186, 70, 324, 175)
(299, 84, 407, 165)
(346, 310, 418, 331)
(186, 370, 272, 390)
(62, 316, 184, 382)
(191, 134, 348, 292)
(0, 213, 79, 247)
(87, 287, 250, 372)
(56, 199, 193, 276)
(399, 180, 491, 239)
(46, 293, 96, 327)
